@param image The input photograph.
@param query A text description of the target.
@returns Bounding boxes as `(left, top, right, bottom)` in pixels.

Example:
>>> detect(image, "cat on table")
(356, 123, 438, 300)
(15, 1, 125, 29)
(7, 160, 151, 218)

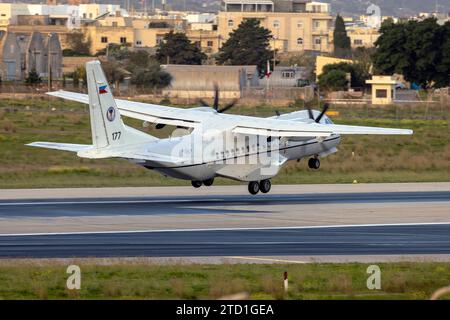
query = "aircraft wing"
(47, 90, 202, 128)
(48, 90, 412, 137)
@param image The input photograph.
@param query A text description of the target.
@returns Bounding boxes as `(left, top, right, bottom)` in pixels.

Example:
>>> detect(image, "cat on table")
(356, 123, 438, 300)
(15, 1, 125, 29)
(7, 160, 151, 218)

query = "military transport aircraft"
(28, 61, 413, 195)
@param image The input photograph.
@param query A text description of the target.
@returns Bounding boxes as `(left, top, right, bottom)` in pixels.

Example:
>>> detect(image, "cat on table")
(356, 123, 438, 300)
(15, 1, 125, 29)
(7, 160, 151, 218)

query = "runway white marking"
(0, 221, 449, 237)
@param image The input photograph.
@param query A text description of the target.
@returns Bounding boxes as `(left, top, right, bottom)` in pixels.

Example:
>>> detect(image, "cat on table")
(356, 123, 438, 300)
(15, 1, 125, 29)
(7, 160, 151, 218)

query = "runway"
(1, 223, 450, 258)
(0, 184, 449, 259)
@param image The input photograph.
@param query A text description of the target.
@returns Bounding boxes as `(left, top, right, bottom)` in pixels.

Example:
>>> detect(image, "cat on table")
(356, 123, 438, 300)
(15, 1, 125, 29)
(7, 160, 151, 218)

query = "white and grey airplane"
(28, 61, 413, 195)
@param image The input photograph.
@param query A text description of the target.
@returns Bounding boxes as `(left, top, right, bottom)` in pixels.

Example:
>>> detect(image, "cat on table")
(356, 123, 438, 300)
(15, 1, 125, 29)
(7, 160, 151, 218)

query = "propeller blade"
(218, 99, 237, 113)
(199, 99, 210, 107)
(315, 103, 330, 123)
(213, 83, 219, 111)
(307, 107, 314, 120)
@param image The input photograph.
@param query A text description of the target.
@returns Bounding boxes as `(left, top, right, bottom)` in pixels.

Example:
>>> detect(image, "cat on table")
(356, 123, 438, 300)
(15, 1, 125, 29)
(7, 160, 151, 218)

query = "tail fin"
(86, 60, 153, 149)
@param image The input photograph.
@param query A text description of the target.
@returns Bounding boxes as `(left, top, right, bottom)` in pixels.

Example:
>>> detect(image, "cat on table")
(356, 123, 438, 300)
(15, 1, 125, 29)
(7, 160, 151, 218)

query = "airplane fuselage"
(129, 132, 341, 182)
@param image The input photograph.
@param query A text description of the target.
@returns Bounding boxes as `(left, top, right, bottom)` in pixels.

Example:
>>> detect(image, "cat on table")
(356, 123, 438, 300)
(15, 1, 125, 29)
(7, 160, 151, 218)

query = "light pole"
(47, 33, 52, 92)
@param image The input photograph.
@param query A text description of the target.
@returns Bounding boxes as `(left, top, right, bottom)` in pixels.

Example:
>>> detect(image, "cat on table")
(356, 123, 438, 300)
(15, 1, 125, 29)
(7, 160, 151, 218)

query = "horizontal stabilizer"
(27, 142, 91, 153)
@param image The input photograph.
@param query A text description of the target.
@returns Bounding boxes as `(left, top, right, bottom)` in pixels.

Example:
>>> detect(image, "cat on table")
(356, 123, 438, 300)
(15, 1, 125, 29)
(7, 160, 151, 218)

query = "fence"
(242, 86, 314, 102)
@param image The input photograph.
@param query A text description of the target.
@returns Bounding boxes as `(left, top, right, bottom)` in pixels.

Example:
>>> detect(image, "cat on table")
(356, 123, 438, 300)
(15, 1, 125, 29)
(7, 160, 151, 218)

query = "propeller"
(307, 103, 330, 123)
(199, 83, 238, 114)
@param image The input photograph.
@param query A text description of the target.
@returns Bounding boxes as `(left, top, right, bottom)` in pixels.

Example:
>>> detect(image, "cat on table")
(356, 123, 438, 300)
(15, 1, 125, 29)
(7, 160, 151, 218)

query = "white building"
(0, 3, 128, 29)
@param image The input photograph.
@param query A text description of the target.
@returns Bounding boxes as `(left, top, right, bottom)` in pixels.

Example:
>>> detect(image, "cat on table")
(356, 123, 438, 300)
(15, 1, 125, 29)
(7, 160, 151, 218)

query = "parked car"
(297, 79, 311, 87)
(395, 82, 406, 90)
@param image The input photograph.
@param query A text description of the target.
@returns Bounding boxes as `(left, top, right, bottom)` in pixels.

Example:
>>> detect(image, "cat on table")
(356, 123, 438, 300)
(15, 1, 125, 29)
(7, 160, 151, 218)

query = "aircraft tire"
(248, 181, 260, 195)
(191, 181, 203, 188)
(308, 158, 320, 170)
(260, 179, 272, 193)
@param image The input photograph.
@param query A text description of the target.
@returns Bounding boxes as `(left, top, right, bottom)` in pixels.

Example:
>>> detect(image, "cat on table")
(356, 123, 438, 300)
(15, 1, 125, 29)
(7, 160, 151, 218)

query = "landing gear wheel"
(308, 158, 320, 170)
(248, 181, 260, 195)
(260, 179, 272, 194)
(191, 181, 202, 188)
(203, 178, 214, 186)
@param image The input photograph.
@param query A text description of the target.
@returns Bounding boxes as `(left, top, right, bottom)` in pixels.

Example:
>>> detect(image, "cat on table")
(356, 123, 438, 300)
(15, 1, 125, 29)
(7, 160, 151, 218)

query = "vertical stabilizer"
(86, 60, 155, 149)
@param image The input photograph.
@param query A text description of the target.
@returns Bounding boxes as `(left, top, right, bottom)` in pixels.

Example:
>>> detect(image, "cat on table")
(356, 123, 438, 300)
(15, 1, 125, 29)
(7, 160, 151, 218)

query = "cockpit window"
(325, 117, 333, 124)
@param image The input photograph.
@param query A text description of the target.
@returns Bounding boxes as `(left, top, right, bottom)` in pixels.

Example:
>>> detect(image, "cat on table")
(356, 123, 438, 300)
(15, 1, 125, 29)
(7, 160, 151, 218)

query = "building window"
(101, 36, 108, 43)
(112, 21, 118, 27)
(156, 36, 163, 45)
(297, 37, 303, 45)
(297, 21, 303, 28)
(89, 13, 93, 19)
(120, 37, 127, 44)
(273, 20, 280, 28)
(315, 38, 321, 45)
(228, 19, 234, 27)
(281, 71, 295, 78)
(314, 21, 320, 29)
(376, 89, 387, 98)
(136, 40, 142, 45)
(207, 40, 213, 47)
(354, 39, 363, 45)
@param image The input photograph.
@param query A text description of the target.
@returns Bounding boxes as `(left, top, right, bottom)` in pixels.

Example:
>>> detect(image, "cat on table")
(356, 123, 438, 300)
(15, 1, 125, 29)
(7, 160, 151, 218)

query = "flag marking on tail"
(99, 85, 108, 94)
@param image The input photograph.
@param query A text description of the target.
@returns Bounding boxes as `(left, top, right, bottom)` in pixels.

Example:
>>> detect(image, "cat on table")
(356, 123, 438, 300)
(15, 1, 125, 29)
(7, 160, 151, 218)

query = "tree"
(333, 15, 351, 58)
(156, 31, 206, 65)
(435, 21, 450, 88)
(373, 18, 447, 89)
(130, 62, 172, 89)
(217, 19, 273, 74)
(65, 32, 91, 56)
(321, 62, 370, 88)
(72, 66, 86, 87)
(102, 60, 129, 91)
(25, 69, 41, 84)
(318, 69, 348, 91)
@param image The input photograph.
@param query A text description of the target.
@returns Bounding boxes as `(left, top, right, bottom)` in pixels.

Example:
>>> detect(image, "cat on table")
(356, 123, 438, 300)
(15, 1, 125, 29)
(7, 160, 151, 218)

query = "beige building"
(218, 0, 333, 53)
(347, 27, 380, 48)
(315, 55, 352, 80)
(162, 64, 259, 99)
(366, 75, 397, 105)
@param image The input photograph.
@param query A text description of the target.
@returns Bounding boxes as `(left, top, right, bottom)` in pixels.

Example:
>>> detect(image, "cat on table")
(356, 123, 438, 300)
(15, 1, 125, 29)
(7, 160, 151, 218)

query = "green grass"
(1, 97, 449, 188)
(0, 261, 449, 300)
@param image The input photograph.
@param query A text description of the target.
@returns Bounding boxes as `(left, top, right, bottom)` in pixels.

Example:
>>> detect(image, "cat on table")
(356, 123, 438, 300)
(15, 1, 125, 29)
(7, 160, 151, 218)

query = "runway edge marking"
(1, 221, 450, 237)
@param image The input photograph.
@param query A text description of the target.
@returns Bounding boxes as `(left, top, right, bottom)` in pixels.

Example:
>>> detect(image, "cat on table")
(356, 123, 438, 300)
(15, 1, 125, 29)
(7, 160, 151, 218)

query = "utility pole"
(47, 33, 52, 92)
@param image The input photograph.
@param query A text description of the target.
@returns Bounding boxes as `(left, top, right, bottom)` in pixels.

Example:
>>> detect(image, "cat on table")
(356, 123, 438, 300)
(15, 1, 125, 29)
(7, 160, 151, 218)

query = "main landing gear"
(308, 157, 320, 170)
(191, 178, 214, 188)
(248, 179, 272, 195)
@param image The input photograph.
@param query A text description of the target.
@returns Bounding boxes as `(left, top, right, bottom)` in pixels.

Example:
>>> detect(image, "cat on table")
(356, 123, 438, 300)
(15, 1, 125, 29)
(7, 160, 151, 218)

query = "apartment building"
(0, 3, 127, 30)
(217, 0, 333, 53)
(346, 27, 380, 48)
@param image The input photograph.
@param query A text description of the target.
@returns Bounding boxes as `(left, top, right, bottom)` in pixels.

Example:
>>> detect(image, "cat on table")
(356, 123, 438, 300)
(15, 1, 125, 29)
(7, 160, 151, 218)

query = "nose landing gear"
(308, 157, 320, 170)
